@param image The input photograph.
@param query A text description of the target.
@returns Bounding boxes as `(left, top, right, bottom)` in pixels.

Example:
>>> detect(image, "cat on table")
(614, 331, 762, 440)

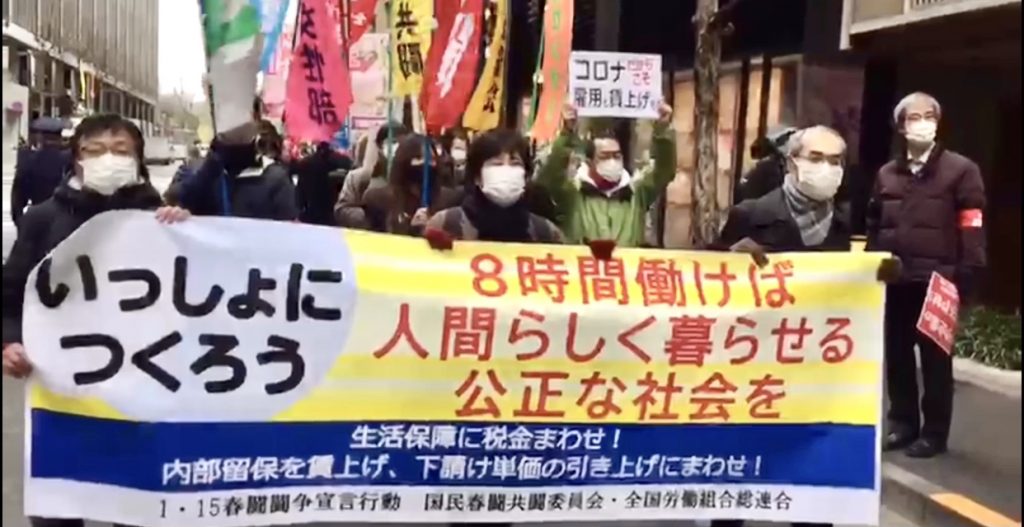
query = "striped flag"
(202, 0, 263, 132)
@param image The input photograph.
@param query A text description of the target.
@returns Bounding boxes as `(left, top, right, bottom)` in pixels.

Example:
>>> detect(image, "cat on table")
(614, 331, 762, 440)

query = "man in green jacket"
(535, 103, 676, 246)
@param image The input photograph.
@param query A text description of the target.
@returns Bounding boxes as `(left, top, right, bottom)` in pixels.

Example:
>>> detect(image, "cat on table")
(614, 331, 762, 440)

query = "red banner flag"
(419, 0, 459, 119)
(530, 0, 574, 142)
(349, 0, 378, 44)
(422, 0, 484, 134)
(286, 0, 354, 143)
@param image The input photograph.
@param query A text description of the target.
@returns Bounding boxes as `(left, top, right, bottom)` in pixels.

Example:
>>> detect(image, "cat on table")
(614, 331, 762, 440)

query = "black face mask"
(221, 141, 259, 175)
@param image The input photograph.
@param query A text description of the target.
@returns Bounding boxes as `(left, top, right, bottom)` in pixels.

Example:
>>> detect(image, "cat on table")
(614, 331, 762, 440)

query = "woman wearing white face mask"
(2, 113, 187, 527)
(425, 129, 564, 244)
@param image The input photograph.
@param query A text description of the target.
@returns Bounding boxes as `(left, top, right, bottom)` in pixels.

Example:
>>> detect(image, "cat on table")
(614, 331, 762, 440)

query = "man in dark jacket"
(10, 117, 72, 229)
(2, 113, 187, 527)
(178, 121, 298, 221)
(293, 141, 353, 225)
(868, 92, 987, 459)
(712, 125, 850, 527)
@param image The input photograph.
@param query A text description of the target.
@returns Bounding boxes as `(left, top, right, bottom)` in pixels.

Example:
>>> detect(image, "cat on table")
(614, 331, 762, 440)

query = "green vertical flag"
(202, 0, 262, 132)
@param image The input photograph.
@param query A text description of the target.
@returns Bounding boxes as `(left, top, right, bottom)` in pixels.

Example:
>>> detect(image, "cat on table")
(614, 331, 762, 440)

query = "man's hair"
(584, 129, 620, 160)
(375, 121, 410, 148)
(893, 92, 942, 126)
(440, 127, 470, 154)
(465, 129, 533, 183)
(69, 113, 149, 179)
(784, 125, 847, 158)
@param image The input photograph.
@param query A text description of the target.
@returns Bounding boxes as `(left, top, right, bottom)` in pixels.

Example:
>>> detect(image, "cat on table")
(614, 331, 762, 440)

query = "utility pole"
(692, 0, 723, 247)
(691, 0, 740, 246)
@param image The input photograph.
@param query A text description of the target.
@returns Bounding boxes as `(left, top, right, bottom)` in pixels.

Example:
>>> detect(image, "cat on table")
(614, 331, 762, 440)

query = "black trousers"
(885, 282, 955, 443)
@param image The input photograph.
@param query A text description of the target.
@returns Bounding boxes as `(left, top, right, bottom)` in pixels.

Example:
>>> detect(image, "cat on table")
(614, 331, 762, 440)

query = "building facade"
(841, 0, 1021, 308)
(2, 0, 158, 129)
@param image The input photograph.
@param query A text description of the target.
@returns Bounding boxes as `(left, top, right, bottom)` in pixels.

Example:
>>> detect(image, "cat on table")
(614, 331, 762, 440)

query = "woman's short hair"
(465, 129, 532, 183)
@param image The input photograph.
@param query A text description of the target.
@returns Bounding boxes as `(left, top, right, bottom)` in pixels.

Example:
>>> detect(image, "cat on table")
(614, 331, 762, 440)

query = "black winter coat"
(2, 180, 163, 345)
(716, 188, 852, 253)
(10, 145, 72, 227)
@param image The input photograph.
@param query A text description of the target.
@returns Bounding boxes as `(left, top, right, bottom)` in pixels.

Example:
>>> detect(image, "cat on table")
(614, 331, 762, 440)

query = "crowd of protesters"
(1, 90, 986, 527)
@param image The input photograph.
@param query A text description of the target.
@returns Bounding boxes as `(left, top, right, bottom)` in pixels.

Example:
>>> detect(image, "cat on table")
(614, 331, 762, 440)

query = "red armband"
(958, 209, 983, 228)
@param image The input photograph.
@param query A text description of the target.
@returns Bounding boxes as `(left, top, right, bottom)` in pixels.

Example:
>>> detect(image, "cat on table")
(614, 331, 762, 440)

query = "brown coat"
(866, 145, 986, 285)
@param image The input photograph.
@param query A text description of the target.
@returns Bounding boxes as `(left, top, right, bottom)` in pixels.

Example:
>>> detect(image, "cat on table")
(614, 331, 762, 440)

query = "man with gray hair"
(868, 91, 987, 459)
(716, 125, 851, 257)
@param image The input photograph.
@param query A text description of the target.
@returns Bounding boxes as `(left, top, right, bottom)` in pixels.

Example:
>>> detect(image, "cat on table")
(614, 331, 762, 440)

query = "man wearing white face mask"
(2, 114, 188, 527)
(717, 126, 851, 254)
(711, 126, 852, 527)
(426, 129, 563, 244)
(535, 103, 676, 246)
(868, 92, 987, 459)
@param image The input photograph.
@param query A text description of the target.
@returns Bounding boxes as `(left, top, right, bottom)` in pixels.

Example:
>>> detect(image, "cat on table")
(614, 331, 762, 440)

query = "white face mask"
(794, 159, 843, 201)
(480, 165, 526, 208)
(79, 153, 139, 196)
(451, 148, 467, 163)
(904, 119, 937, 145)
(595, 159, 624, 182)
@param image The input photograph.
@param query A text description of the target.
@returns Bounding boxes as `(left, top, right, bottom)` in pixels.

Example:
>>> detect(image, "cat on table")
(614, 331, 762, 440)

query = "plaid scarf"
(782, 178, 833, 247)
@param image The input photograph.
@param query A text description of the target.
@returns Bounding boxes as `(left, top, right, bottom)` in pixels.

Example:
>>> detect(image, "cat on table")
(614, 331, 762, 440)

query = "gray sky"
(158, 0, 207, 100)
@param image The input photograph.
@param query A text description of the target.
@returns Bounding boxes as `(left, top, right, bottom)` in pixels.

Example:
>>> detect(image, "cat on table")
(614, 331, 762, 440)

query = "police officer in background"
(10, 117, 72, 229)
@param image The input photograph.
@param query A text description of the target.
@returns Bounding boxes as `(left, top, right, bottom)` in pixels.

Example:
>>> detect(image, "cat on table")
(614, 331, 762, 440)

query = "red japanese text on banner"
(916, 272, 960, 355)
(423, 0, 485, 133)
(285, 0, 354, 143)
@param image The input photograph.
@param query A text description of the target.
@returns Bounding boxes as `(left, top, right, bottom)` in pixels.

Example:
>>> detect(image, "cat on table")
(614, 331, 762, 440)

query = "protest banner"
(285, 0, 353, 143)
(349, 0, 379, 45)
(202, 0, 262, 133)
(529, 0, 574, 142)
(390, 0, 432, 97)
(422, 0, 484, 133)
(25, 211, 886, 527)
(570, 51, 663, 119)
(349, 33, 390, 131)
(917, 272, 960, 355)
(261, 19, 295, 121)
(464, 0, 510, 131)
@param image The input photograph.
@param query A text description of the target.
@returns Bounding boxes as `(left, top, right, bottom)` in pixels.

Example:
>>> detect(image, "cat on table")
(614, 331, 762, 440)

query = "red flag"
(349, 0, 378, 44)
(419, 0, 460, 119)
(286, 0, 354, 143)
(422, 0, 485, 133)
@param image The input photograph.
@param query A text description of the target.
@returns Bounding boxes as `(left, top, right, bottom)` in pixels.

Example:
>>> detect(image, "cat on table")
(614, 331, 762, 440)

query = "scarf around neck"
(781, 178, 834, 247)
(461, 186, 532, 242)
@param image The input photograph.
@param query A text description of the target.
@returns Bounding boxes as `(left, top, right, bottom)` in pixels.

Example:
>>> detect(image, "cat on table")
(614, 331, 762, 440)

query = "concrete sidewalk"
(881, 358, 1022, 527)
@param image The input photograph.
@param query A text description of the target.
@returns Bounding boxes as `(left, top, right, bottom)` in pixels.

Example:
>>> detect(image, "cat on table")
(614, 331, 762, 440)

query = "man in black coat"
(2, 113, 188, 527)
(712, 125, 849, 527)
(294, 141, 353, 225)
(10, 117, 72, 229)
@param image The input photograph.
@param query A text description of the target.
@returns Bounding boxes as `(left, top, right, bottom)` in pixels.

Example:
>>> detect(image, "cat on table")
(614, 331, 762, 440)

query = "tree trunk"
(692, 0, 723, 247)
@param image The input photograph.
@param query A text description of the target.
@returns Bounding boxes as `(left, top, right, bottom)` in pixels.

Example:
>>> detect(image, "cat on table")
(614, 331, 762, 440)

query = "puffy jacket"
(536, 123, 676, 246)
(178, 152, 299, 221)
(866, 145, 986, 293)
(2, 179, 163, 345)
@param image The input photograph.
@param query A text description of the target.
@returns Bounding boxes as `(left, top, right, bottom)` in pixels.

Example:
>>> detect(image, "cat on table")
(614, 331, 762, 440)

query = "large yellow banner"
(25, 212, 887, 526)
(390, 0, 433, 97)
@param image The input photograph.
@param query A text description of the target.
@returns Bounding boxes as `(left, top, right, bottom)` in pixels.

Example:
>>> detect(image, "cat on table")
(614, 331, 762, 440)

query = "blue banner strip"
(31, 410, 875, 492)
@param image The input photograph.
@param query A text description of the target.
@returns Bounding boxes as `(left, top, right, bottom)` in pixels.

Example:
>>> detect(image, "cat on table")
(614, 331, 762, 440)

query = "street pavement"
(1, 165, 914, 526)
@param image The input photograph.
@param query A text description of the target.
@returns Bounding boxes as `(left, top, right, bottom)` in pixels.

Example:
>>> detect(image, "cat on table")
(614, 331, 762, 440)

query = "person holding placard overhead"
(534, 103, 676, 248)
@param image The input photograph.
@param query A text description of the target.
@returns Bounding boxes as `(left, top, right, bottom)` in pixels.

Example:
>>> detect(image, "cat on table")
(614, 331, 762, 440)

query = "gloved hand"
(955, 269, 979, 306)
(586, 239, 617, 261)
(876, 257, 903, 284)
(423, 227, 454, 251)
(729, 237, 769, 268)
